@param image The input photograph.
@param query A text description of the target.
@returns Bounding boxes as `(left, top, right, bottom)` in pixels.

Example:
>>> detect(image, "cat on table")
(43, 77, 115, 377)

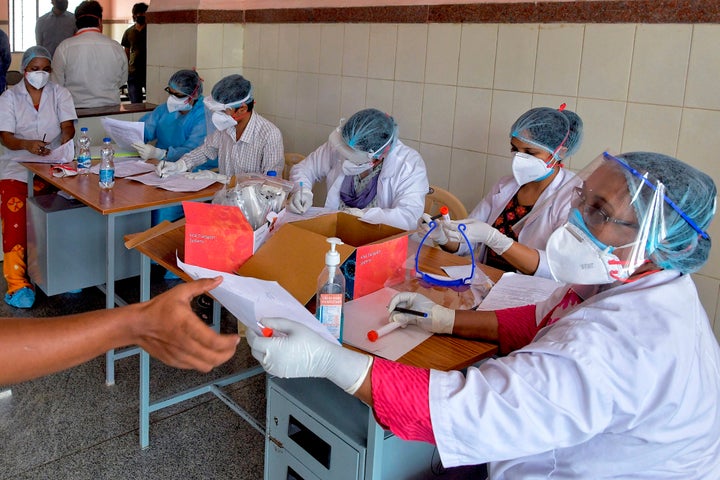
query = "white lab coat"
(290, 140, 429, 231)
(430, 270, 720, 478)
(465, 169, 575, 278)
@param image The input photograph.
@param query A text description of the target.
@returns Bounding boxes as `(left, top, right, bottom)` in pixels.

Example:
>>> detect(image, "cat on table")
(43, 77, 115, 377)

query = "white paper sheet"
(101, 117, 145, 151)
(89, 159, 155, 177)
(8, 139, 74, 163)
(476, 272, 563, 311)
(177, 258, 340, 344)
(126, 171, 217, 192)
(342, 287, 432, 360)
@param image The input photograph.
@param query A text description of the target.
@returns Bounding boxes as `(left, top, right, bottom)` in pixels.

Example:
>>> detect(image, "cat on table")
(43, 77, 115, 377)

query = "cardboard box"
(183, 201, 270, 273)
(237, 212, 409, 305)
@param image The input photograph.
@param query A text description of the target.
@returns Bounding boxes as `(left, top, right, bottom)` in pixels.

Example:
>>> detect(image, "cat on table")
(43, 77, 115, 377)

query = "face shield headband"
(415, 222, 476, 287)
(203, 88, 254, 113)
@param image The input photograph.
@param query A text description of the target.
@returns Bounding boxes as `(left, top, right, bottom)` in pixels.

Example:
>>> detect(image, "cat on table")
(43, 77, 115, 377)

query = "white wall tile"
(319, 24, 344, 75)
(297, 24, 321, 74)
(172, 25, 198, 68)
(449, 149, 487, 211)
(494, 24, 538, 93)
(458, 23, 497, 89)
(395, 24, 428, 82)
(273, 116, 296, 152)
(392, 81, 424, 141)
(256, 68, 278, 117)
(222, 24, 244, 69)
(535, 24, 583, 97)
(259, 24, 280, 70)
(420, 84, 456, 146)
(482, 153, 513, 199)
(453, 87, 492, 152)
(316, 74, 342, 126)
(531, 94, 576, 111)
(578, 24, 635, 101)
(628, 25, 692, 107)
(574, 98, 626, 170)
(487, 90, 532, 156)
(342, 24, 370, 77)
(418, 143, 452, 188)
(685, 25, 720, 109)
(294, 121, 331, 157)
(196, 24, 224, 69)
(278, 24, 299, 72)
(425, 24, 461, 86)
(295, 73, 319, 124)
(622, 103, 681, 156)
(677, 108, 720, 182)
(365, 79, 394, 115)
(367, 24, 397, 80)
(340, 76, 368, 120)
(243, 23, 262, 69)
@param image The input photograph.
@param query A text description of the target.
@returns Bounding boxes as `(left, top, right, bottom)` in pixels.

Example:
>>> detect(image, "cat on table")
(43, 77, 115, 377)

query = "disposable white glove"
(387, 292, 455, 334)
(184, 170, 229, 184)
(131, 142, 167, 161)
(444, 218, 513, 255)
(342, 207, 364, 218)
(417, 213, 448, 246)
(247, 318, 373, 394)
(287, 186, 313, 214)
(156, 159, 188, 178)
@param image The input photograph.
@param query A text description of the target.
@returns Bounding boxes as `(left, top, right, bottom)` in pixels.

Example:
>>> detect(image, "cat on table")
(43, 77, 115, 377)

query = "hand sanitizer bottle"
(316, 237, 345, 341)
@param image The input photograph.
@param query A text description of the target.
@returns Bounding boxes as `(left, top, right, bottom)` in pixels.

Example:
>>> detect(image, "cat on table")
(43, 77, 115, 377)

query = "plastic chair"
(283, 152, 305, 180)
(424, 185, 468, 220)
(5, 70, 22, 88)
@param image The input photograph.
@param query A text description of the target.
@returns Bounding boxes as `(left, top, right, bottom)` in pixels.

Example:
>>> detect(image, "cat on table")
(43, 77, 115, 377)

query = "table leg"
(104, 214, 118, 385)
(139, 253, 152, 448)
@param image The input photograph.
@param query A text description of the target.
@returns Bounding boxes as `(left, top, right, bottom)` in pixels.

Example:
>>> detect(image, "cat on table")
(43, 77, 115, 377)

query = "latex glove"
(445, 218, 513, 255)
(417, 213, 448, 246)
(387, 292, 455, 334)
(132, 142, 167, 161)
(185, 170, 229, 184)
(287, 187, 313, 214)
(343, 207, 364, 218)
(155, 159, 187, 178)
(247, 318, 373, 394)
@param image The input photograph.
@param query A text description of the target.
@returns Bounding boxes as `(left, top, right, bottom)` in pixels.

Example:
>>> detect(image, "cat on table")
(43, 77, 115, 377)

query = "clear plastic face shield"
(328, 118, 398, 166)
(415, 222, 476, 287)
(540, 152, 712, 285)
(204, 89, 253, 134)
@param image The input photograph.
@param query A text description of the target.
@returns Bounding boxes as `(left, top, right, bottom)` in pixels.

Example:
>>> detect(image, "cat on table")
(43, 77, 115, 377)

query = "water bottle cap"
(81, 127, 88, 132)
(267, 170, 277, 177)
(103, 137, 111, 143)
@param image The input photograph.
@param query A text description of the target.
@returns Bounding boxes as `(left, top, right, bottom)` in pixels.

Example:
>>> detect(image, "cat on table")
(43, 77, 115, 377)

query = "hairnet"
(168, 70, 203, 98)
(511, 107, 583, 160)
(211, 74, 253, 107)
(21, 46, 52, 71)
(617, 152, 716, 274)
(341, 108, 397, 157)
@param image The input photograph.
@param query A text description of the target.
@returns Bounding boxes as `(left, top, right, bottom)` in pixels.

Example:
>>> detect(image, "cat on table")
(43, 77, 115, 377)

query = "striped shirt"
(179, 111, 284, 176)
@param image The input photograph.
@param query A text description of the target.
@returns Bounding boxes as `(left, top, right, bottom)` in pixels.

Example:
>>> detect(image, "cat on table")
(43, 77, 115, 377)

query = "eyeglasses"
(164, 86, 188, 99)
(571, 187, 638, 229)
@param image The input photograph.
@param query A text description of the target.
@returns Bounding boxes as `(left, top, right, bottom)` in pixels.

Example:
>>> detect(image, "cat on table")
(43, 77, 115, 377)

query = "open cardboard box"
(237, 212, 409, 305)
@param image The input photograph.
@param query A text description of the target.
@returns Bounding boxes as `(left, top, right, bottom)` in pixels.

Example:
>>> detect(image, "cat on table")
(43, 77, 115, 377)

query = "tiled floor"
(0, 267, 485, 479)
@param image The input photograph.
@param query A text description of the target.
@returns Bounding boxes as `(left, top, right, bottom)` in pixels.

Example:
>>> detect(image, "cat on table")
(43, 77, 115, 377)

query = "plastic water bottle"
(99, 138, 115, 189)
(77, 127, 91, 174)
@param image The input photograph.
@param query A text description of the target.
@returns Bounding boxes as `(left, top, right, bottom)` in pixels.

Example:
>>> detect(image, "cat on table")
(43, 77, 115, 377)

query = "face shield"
(538, 152, 713, 285)
(203, 90, 253, 134)
(328, 117, 398, 165)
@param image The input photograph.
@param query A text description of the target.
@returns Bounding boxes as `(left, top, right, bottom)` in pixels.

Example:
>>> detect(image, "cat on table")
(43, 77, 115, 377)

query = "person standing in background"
(0, 30, 10, 92)
(35, 0, 77, 57)
(121, 3, 148, 104)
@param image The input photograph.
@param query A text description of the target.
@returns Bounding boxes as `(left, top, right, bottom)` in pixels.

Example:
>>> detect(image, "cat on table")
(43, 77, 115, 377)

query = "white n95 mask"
(26, 71, 50, 90)
(546, 210, 633, 285)
(211, 111, 237, 131)
(512, 152, 555, 186)
(342, 159, 373, 176)
(166, 95, 192, 113)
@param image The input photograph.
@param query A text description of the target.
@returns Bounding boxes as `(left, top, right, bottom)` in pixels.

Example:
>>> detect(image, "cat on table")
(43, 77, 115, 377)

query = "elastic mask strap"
(415, 222, 476, 287)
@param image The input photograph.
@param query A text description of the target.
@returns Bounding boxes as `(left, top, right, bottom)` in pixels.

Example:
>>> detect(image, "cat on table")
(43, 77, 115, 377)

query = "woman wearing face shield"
(423, 106, 583, 278)
(287, 108, 429, 231)
(0, 46, 76, 308)
(248, 151, 720, 478)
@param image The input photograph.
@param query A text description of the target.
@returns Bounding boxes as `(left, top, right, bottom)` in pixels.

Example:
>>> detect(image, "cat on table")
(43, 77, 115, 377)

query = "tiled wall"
(149, 21, 720, 340)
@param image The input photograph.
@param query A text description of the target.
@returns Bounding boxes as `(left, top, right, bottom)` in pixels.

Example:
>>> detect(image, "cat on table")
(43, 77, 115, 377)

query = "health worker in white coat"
(248, 151, 720, 479)
(287, 108, 429, 231)
(423, 106, 582, 278)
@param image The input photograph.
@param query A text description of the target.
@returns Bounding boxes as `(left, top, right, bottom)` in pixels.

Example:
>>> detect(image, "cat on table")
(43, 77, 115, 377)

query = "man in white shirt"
(51, 0, 127, 108)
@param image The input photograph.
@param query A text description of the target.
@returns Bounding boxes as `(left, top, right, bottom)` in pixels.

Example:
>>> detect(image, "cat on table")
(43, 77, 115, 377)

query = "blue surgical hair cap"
(211, 74, 253, 106)
(21, 46, 52, 71)
(618, 151, 716, 274)
(169, 70, 203, 98)
(341, 108, 397, 156)
(511, 107, 584, 160)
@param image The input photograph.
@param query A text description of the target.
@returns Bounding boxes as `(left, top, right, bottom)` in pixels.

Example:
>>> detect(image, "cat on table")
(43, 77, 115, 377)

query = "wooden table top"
(127, 225, 500, 372)
(22, 162, 222, 216)
(75, 102, 158, 118)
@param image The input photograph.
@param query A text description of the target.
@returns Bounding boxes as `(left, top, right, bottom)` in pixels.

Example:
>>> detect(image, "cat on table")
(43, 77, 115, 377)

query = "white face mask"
(342, 159, 373, 176)
(26, 71, 50, 90)
(546, 210, 634, 285)
(166, 95, 192, 113)
(512, 152, 555, 186)
(211, 111, 237, 131)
